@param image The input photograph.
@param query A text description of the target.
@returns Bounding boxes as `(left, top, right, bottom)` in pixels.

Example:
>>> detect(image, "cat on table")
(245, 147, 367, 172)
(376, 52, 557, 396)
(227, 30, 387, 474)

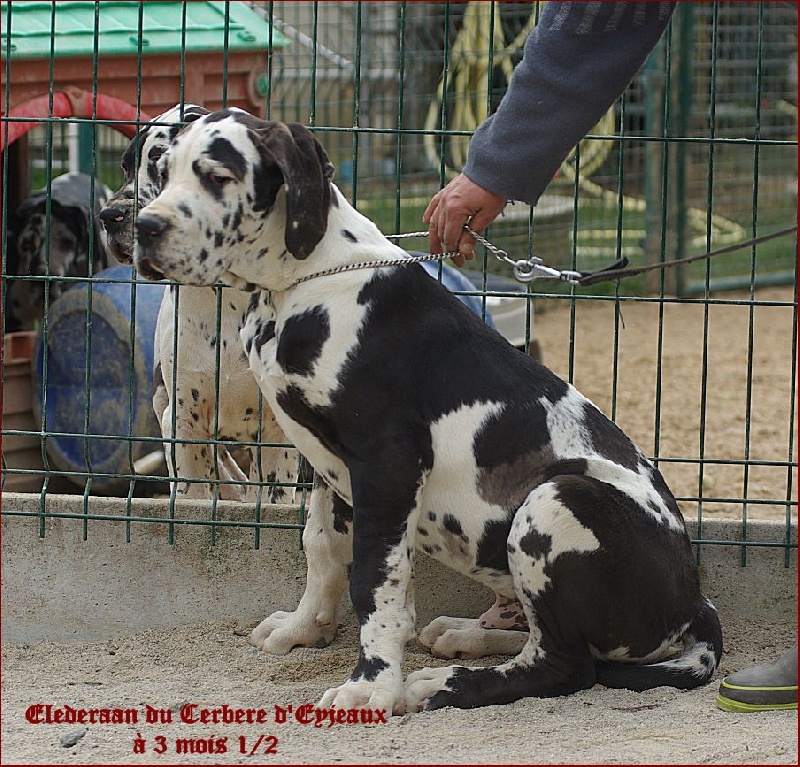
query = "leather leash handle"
(575, 225, 798, 287)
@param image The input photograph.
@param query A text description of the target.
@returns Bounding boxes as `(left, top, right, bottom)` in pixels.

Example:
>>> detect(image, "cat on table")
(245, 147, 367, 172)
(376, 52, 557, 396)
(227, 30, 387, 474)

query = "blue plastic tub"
(33, 265, 166, 494)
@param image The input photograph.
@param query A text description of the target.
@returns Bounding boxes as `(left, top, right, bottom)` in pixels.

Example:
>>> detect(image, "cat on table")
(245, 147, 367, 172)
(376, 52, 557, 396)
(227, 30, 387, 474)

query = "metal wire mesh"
(1, 1, 796, 562)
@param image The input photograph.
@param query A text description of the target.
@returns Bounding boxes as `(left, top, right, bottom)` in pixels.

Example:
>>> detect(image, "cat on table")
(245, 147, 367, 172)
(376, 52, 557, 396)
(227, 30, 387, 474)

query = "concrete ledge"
(1, 492, 796, 643)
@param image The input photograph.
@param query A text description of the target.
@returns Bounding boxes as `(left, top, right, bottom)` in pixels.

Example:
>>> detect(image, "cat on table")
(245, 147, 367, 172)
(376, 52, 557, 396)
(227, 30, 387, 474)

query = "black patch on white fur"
(251, 157, 286, 214)
(475, 515, 516, 571)
(254, 320, 275, 355)
(276, 306, 330, 376)
(583, 404, 642, 471)
(442, 514, 468, 542)
(207, 136, 247, 180)
(332, 493, 354, 534)
(276, 385, 344, 461)
(351, 652, 388, 682)
(517, 528, 552, 559)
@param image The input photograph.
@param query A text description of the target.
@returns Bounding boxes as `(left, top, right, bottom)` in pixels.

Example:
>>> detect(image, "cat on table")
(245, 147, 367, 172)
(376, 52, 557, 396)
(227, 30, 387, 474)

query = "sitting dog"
(133, 110, 723, 714)
(6, 172, 111, 331)
(99, 104, 300, 503)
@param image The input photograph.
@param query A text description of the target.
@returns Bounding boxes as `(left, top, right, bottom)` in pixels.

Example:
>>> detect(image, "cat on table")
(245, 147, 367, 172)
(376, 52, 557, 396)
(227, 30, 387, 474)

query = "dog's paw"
(405, 666, 457, 712)
(318, 677, 403, 716)
(419, 617, 479, 658)
(249, 609, 337, 655)
(418, 616, 525, 659)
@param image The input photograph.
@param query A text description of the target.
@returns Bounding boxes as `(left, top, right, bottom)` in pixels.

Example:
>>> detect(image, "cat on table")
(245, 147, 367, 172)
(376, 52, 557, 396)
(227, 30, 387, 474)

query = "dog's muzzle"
(134, 213, 170, 280)
(134, 255, 166, 281)
(135, 212, 169, 242)
(100, 203, 135, 263)
(99, 203, 131, 233)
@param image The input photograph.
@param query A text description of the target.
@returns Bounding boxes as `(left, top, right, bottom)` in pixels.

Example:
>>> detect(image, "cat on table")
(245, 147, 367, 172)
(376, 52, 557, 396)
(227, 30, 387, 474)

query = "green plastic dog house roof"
(1, 1, 289, 59)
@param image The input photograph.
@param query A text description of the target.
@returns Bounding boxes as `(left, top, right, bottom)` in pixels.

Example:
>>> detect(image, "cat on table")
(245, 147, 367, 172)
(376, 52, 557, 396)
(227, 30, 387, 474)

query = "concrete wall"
(1, 492, 796, 644)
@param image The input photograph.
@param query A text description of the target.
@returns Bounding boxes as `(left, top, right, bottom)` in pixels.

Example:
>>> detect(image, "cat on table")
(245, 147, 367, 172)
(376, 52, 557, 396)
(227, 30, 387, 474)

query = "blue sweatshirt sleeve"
(462, 1, 676, 206)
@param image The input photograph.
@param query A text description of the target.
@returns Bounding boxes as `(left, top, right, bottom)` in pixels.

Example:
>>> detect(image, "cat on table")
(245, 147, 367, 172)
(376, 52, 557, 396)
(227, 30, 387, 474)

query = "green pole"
(643, 32, 667, 295)
(77, 123, 94, 175)
(673, 3, 694, 296)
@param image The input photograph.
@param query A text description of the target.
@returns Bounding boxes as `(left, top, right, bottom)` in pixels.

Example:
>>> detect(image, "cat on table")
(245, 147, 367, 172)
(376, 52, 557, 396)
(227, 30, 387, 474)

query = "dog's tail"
(595, 598, 723, 691)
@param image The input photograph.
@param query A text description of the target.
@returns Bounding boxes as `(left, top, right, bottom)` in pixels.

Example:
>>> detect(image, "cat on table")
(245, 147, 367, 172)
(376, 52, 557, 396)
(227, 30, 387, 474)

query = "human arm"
(425, 1, 676, 261)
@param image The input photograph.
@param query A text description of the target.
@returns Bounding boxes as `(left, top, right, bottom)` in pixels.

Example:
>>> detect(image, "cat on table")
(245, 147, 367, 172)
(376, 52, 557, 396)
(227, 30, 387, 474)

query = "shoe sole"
(716, 694, 798, 713)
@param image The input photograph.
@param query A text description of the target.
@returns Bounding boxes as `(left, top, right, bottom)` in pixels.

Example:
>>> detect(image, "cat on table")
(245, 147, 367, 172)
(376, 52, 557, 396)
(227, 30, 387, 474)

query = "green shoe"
(716, 642, 798, 713)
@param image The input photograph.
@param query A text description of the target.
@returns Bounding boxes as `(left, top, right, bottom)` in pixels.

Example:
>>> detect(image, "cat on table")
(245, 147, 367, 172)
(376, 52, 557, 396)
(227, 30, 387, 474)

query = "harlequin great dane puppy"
(100, 104, 300, 503)
(133, 109, 723, 714)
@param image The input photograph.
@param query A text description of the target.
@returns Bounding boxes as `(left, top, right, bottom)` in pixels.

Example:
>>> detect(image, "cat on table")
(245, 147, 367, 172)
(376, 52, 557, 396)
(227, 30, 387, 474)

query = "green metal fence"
(1, 1, 796, 563)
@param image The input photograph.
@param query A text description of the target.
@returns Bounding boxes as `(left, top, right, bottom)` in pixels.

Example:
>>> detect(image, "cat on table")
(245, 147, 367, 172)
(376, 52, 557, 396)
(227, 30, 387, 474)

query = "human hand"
(423, 174, 507, 266)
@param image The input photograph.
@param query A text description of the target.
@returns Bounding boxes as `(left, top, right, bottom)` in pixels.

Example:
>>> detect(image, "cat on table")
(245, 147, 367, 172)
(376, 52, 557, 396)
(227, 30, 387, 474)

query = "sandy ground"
(2, 285, 797, 765)
(1, 617, 797, 765)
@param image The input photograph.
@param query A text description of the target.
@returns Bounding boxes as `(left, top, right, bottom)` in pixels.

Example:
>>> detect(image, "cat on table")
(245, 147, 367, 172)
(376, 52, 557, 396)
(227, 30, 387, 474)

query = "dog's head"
(6, 172, 111, 328)
(134, 109, 335, 289)
(99, 103, 209, 263)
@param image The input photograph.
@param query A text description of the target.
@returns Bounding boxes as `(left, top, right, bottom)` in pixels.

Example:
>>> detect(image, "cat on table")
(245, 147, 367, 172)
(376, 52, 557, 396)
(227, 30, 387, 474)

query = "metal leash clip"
(511, 257, 582, 284)
(463, 225, 582, 285)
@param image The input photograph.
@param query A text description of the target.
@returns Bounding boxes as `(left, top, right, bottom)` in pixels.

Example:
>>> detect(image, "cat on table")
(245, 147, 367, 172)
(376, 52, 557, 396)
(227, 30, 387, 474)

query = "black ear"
(90, 206, 108, 268)
(257, 122, 335, 260)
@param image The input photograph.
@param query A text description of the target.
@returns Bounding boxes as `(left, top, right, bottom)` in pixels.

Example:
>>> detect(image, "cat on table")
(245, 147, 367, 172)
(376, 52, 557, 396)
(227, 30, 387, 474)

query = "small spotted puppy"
(100, 104, 300, 502)
(133, 109, 722, 714)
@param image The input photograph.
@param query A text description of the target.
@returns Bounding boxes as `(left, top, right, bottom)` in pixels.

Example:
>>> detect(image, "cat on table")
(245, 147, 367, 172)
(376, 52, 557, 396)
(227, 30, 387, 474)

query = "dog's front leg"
(250, 475, 351, 653)
(317, 466, 420, 716)
(248, 444, 302, 505)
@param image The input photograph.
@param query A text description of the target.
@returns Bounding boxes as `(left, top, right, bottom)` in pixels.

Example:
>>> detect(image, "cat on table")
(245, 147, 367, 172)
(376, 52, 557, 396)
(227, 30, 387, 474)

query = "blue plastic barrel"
(33, 265, 166, 494)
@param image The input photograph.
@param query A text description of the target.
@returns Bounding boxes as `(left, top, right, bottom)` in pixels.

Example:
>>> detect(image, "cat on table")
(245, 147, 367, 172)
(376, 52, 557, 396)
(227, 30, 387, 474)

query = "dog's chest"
(158, 286, 261, 439)
(242, 286, 369, 498)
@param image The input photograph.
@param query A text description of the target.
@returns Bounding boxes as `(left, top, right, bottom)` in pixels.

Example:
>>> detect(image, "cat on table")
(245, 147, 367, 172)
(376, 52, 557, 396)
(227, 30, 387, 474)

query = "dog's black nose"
(99, 205, 127, 223)
(99, 205, 129, 231)
(135, 214, 168, 240)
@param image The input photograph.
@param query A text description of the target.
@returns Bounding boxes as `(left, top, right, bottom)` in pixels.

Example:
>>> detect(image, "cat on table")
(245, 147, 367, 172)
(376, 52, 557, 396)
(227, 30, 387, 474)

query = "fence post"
(673, 3, 695, 297)
(643, 34, 670, 295)
(77, 123, 94, 176)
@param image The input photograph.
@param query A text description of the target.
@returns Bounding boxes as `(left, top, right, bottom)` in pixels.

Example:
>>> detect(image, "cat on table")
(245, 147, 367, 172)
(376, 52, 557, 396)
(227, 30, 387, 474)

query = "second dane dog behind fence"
(100, 104, 301, 502)
(7, 172, 111, 331)
(133, 109, 723, 714)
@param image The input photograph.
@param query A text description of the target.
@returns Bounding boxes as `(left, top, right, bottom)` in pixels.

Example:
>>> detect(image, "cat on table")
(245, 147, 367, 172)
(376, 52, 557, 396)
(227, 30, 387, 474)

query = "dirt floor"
(2, 285, 797, 765)
(1, 618, 797, 765)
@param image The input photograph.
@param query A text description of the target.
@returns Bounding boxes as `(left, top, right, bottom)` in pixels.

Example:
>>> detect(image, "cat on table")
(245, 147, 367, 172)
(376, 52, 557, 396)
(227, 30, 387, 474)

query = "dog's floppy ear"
(256, 121, 335, 260)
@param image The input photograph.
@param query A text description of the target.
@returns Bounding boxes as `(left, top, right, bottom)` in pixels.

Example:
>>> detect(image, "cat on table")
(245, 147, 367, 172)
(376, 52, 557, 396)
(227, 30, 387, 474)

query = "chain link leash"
(389, 226, 583, 284)
(289, 224, 797, 289)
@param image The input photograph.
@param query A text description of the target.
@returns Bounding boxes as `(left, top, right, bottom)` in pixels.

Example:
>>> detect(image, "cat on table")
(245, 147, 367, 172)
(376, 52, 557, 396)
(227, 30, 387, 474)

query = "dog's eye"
(208, 172, 233, 187)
